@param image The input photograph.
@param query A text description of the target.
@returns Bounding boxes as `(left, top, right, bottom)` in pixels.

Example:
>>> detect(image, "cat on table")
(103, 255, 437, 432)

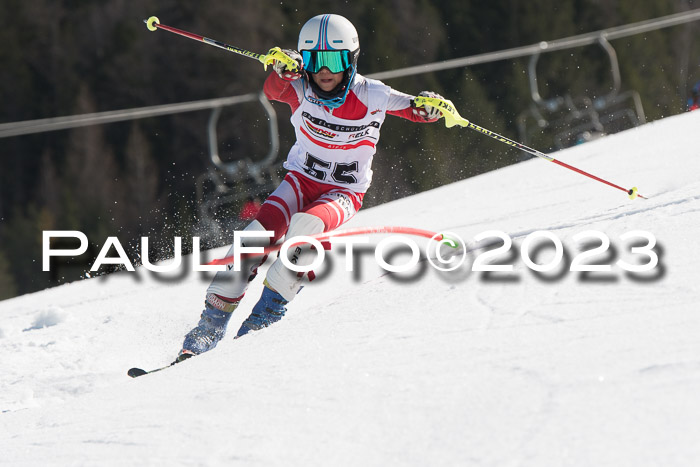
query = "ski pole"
(414, 96, 646, 200)
(143, 16, 299, 72)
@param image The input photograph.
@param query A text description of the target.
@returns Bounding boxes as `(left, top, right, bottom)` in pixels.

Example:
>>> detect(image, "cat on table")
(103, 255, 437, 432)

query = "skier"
(177, 13, 444, 361)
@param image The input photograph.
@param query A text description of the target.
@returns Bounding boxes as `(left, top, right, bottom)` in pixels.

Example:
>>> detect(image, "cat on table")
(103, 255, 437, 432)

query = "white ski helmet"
(297, 14, 360, 108)
(298, 14, 359, 56)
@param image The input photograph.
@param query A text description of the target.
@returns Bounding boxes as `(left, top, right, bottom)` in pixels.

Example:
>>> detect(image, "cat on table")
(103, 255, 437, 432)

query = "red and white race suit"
(206, 72, 436, 301)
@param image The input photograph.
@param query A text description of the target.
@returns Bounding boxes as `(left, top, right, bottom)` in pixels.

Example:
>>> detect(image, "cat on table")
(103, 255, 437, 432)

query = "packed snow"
(2, 111, 700, 466)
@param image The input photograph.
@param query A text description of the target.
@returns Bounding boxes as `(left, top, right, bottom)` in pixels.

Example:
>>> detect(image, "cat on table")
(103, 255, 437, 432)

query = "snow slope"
(2, 111, 700, 466)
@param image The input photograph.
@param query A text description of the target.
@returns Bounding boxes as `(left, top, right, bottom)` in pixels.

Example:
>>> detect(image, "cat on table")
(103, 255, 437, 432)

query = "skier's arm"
(263, 48, 304, 112)
(386, 89, 444, 123)
(263, 72, 303, 112)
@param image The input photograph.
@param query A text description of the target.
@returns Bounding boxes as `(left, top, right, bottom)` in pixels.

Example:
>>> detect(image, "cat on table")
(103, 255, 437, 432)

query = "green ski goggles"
(301, 50, 351, 74)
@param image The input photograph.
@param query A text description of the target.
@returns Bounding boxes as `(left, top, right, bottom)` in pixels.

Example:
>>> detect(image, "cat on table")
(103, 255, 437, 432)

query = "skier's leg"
(260, 212, 326, 302)
(235, 212, 324, 337)
(236, 189, 363, 337)
(179, 219, 272, 359)
(179, 175, 305, 357)
(267, 188, 364, 300)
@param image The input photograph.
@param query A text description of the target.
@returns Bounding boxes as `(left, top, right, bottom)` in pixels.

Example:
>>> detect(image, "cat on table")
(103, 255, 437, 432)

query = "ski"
(128, 353, 193, 378)
(127, 365, 171, 378)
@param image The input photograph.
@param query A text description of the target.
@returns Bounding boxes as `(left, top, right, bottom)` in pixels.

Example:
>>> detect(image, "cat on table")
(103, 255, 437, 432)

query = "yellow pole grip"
(260, 47, 299, 72)
(413, 96, 470, 128)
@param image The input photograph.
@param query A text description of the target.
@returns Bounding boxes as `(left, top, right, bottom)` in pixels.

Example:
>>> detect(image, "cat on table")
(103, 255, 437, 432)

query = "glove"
(272, 49, 304, 81)
(412, 91, 445, 121)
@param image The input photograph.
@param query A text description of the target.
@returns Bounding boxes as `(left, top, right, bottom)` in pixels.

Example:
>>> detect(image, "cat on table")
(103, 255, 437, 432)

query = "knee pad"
(286, 212, 325, 238)
(265, 213, 325, 301)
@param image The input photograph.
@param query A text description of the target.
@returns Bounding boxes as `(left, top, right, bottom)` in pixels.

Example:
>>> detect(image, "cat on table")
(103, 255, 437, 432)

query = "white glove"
(412, 91, 445, 121)
(272, 49, 303, 81)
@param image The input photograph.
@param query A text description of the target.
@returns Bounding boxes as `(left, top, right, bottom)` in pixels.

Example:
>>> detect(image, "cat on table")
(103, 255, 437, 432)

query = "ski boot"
(178, 294, 239, 360)
(236, 281, 289, 338)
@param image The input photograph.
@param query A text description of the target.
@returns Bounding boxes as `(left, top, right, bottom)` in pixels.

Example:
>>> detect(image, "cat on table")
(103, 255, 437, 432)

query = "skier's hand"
(272, 49, 304, 81)
(413, 91, 445, 122)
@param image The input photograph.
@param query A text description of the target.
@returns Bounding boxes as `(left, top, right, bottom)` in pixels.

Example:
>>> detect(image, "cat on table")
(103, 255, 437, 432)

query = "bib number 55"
(303, 153, 358, 184)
